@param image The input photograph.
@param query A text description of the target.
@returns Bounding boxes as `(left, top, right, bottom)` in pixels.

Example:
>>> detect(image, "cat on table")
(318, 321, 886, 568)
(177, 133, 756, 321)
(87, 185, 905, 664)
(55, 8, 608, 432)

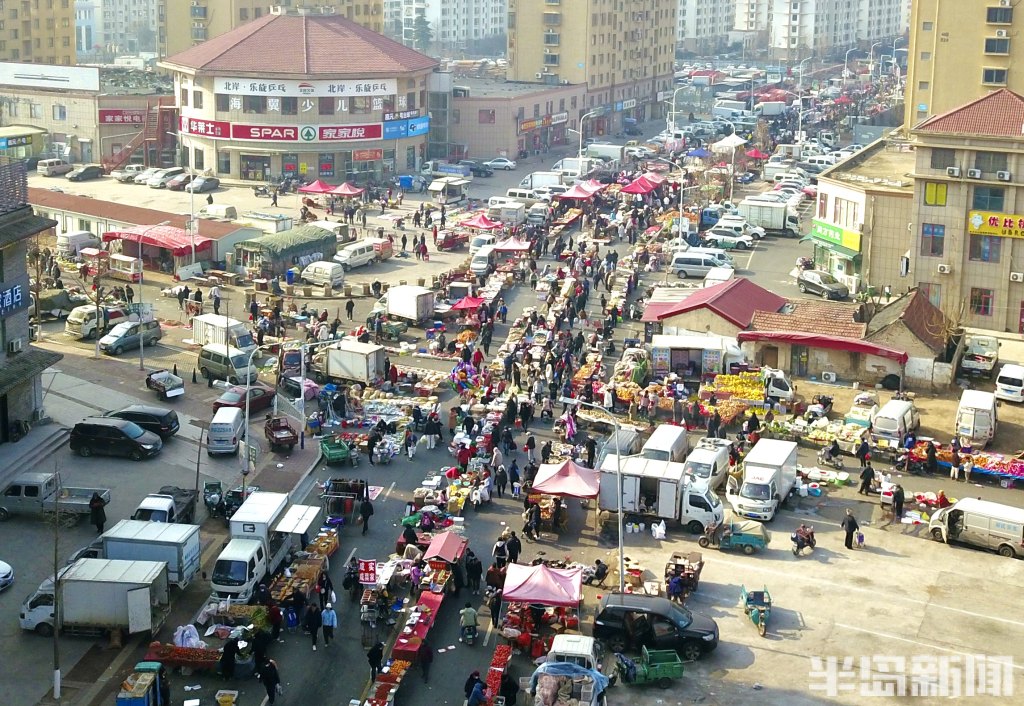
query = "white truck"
(56, 230, 100, 259)
(64, 304, 132, 339)
(726, 439, 798, 522)
(211, 492, 320, 602)
(737, 199, 801, 237)
(19, 558, 170, 637)
(585, 144, 626, 163)
(370, 284, 438, 325)
(961, 335, 999, 378)
(754, 101, 787, 117)
(519, 171, 564, 190)
(132, 486, 198, 524)
(420, 160, 471, 178)
(310, 339, 387, 385)
(188, 314, 258, 357)
(599, 455, 724, 534)
(100, 520, 201, 589)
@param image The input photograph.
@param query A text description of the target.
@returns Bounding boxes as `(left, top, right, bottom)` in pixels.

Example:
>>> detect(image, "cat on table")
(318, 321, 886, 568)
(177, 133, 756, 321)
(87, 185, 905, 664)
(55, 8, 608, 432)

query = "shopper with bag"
(321, 602, 338, 646)
(317, 572, 334, 610)
(257, 657, 281, 704)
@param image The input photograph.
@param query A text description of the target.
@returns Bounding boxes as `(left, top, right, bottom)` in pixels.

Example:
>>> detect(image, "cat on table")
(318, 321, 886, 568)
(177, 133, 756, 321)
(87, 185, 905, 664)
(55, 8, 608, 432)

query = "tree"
(413, 15, 433, 54)
(133, 23, 156, 53)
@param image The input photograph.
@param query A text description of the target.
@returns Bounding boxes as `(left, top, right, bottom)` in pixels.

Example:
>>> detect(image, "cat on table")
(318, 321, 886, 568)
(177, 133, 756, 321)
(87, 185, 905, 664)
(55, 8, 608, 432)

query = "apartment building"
(386, 0, 506, 52)
(0, 0, 76, 65)
(904, 0, 1019, 128)
(507, 0, 676, 134)
(677, 0, 734, 55)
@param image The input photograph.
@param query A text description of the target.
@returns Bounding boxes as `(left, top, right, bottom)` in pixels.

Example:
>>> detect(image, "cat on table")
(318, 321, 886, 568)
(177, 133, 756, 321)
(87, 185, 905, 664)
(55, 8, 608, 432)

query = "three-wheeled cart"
(614, 647, 684, 689)
(265, 415, 298, 451)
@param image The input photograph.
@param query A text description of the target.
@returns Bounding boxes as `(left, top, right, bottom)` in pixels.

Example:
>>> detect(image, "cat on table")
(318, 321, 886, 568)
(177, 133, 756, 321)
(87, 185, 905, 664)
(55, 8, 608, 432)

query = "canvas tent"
(531, 460, 600, 498)
(502, 564, 583, 607)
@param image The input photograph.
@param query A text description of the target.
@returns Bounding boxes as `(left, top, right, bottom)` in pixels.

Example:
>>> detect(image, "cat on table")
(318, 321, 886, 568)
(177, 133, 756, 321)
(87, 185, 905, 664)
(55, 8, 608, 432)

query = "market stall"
(529, 460, 601, 532)
(498, 563, 583, 659)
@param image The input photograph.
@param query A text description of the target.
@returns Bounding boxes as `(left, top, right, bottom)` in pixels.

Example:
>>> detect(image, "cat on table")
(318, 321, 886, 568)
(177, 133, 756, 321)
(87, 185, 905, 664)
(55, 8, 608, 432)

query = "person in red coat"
(389, 363, 399, 386)
(457, 444, 472, 472)
(471, 347, 485, 369)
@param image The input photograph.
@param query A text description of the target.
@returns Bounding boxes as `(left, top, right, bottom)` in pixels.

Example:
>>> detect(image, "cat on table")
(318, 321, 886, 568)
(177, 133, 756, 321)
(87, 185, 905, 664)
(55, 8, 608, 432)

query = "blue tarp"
(529, 662, 611, 695)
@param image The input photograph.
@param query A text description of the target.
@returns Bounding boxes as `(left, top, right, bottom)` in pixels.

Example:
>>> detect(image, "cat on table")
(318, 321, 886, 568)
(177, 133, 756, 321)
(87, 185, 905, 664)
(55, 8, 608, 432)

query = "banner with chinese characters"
(0, 274, 30, 319)
(99, 109, 146, 124)
(179, 116, 383, 142)
(357, 559, 377, 585)
(968, 210, 1024, 239)
(214, 77, 397, 97)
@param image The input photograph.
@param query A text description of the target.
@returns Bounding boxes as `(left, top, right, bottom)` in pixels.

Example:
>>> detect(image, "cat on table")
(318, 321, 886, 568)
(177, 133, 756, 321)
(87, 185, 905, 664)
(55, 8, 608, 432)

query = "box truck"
(726, 439, 798, 522)
(736, 199, 801, 237)
(19, 558, 170, 637)
(370, 284, 437, 325)
(100, 520, 201, 589)
(188, 314, 257, 357)
(519, 171, 564, 190)
(309, 339, 387, 385)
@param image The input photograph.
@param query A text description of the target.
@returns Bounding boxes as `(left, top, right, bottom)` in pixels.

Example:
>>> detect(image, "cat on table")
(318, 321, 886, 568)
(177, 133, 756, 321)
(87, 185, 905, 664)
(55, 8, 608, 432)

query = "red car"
(213, 383, 277, 412)
(166, 173, 195, 191)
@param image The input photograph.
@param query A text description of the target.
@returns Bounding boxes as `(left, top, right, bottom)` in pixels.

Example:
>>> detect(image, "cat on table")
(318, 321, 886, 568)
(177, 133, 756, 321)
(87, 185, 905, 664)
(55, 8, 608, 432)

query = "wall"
(662, 309, 742, 338)
(862, 190, 913, 295)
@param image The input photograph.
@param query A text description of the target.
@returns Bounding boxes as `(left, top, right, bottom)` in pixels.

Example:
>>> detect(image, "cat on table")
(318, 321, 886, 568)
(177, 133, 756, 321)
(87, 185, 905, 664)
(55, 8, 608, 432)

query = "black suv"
(104, 405, 180, 439)
(70, 417, 163, 461)
(593, 593, 718, 661)
(460, 160, 494, 177)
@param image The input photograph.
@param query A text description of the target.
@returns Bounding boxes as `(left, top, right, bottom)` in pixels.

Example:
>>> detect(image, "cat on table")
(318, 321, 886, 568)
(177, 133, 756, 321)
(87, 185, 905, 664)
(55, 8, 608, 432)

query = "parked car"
(98, 320, 162, 355)
(186, 176, 221, 193)
(213, 383, 277, 412)
(704, 228, 755, 250)
(166, 173, 194, 191)
(147, 167, 185, 188)
(104, 405, 180, 439)
(459, 160, 493, 177)
(69, 417, 163, 460)
(133, 167, 161, 184)
(592, 593, 719, 661)
(66, 165, 104, 182)
(0, 559, 12, 591)
(483, 157, 517, 170)
(624, 124, 643, 136)
(797, 269, 850, 300)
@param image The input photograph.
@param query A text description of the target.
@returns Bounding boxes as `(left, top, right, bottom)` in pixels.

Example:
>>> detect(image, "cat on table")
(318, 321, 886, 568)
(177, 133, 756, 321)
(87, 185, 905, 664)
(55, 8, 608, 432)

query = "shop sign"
(179, 116, 230, 138)
(383, 121, 408, 140)
(214, 77, 397, 98)
(383, 109, 419, 122)
(0, 274, 29, 319)
(407, 116, 430, 136)
(319, 153, 335, 178)
(520, 112, 569, 133)
(353, 148, 383, 161)
(0, 135, 32, 148)
(551, 112, 568, 125)
(233, 124, 298, 141)
(99, 109, 146, 124)
(809, 219, 861, 252)
(358, 559, 377, 585)
(622, 99, 637, 110)
(657, 91, 668, 102)
(317, 124, 383, 141)
(183, 118, 383, 142)
(968, 210, 1024, 239)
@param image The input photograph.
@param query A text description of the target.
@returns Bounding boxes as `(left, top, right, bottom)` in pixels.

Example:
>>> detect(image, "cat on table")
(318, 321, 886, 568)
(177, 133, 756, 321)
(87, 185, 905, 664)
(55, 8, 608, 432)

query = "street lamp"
(668, 85, 688, 131)
(579, 109, 604, 158)
(844, 48, 857, 85)
(869, 42, 882, 77)
(242, 343, 278, 491)
(137, 220, 170, 371)
(561, 397, 625, 592)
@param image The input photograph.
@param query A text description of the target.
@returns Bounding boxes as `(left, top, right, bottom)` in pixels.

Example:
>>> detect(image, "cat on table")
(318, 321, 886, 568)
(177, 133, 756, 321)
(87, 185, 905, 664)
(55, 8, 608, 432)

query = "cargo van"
(39, 159, 73, 176)
(207, 406, 245, 456)
(56, 230, 100, 259)
(994, 363, 1024, 403)
(470, 233, 497, 255)
(954, 390, 998, 449)
(333, 241, 377, 271)
(929, 498, 1024, 557)
(198, 344, 259, 384)
(470, 244, 498, 277)
(641, 425, 689, 463)
(505, 188, 538, 204)
(872, 399, 920, 450)
(683, 437, 732, 491)
(300, 261, 345, 288)
(670, 252, 734, 279)
(199, 204, 238, 220)
(805, 155, 836, 168)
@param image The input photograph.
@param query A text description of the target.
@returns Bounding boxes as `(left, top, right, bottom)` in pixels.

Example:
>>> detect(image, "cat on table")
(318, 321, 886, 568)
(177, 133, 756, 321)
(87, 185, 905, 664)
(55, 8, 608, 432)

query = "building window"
(982, 67, 1008, 85)
(543, 12, 560, 25)
(986, 7, 1012, 24)
(281, 97, 297, 115)
(193, 147, 204, 171)
(52, 104, 66, 120)
(924, 182, 947, 206)
(817, 195, 828, 218)
(920, 223, 945, 257)
(973, 186, 1005, 211)
(242, 96, 266, 113)
(544, 32, 560, 46)
(975, 151, 1007, 173)
(543, 54, 560, 66)
(180, 87, 188, 106)
(192, 90, 203, 109)
(478, 109, 495, 124)
(216, 94, 229, 112)
(985, 38, 1010, 54)
(970, 288, 994, 317)
(918, 283, 941, 309)
(218, 151, 230, 173)
(351, 97, 371, 114)
(190, 5, 206, 18)
(920, 51, 931, 60)
(929, 148, 955, 170)
(452, 109, 460, 124)
(319, 97, 334, 115)
(240, 8, 248, 20)
(969, 234, 1002, 262)
(918, 81, 930, 90)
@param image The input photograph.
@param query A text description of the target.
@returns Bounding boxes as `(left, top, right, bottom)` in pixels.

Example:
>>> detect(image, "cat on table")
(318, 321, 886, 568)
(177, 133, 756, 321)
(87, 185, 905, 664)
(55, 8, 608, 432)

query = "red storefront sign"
(232, 124, 299, 141)
(318, 124, 382, 141)
(358, 559, 377, 585)
(179, 116, 230, 138)
(99, 109, 146, 124)
(352, 149, 383, 161)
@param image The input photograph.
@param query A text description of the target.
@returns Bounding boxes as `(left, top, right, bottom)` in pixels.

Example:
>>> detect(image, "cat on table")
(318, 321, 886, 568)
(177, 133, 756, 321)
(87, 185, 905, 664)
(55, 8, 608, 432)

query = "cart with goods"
(664, 552, 704, 598)
(144, 642, 220, 673)
(614, 646, 684, 688)
(264, 415, 298, 451)
(145, 369, 184, 400)
(320, 435, 360, 466)
(741, 584, 772, 637)
(698, 520, 769, 555)
(368, 316, 409, 341)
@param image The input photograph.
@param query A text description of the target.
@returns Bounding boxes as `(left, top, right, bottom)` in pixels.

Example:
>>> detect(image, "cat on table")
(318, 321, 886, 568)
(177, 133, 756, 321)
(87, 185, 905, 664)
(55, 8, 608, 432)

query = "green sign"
(300, 126, 317, 142)
(810, 219, 861, 252)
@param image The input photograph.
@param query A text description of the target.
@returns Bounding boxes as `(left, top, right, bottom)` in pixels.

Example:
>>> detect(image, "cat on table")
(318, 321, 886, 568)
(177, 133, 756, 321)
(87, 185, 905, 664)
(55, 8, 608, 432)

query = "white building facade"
(745, 0, 903, 61)
(677, 0, 734, 55)
(386, 0, 506, 51)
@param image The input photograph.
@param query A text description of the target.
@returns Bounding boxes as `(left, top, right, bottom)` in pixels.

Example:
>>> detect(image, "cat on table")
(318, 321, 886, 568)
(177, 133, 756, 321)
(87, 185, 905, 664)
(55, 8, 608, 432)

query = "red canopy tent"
(297, 179, 336, 194)
(423, 530, 468, 563)
(557, 184, 596, 200)
(580, 180, 607, 193)
(462, 213, 502, 230)
(502, 564, 583, 607)
(620, 177, 657, 195)
(329, 182, 365, 196)
(494, 237, 533, 252)
(642, 171, 667, 184)
(531, 460, 600, 498)
(102, 225, 213, 256)
(745, 148, 770, 160)
(450, 296, 486, 311)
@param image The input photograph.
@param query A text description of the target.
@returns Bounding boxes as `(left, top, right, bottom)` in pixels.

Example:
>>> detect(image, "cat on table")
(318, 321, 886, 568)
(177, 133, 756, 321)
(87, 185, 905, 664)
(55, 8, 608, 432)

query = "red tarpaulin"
(502, 564, 583, 607)
(298, 179, 336, 194)
(423, 531, 468, 563)
(450, 296, 486, 311)
(620, 177, 656, 195)
(462, 213, 502, 230)
(835, 95, 853, 104)
(102, 225, 213, 257)
(642, 171, 667, 184)
(329, 182, 364, 196)
(580, 180, 607, 193)
(494, 237, 532, 252)
(745, 148, 770, 160)
(557, 184, 595, 200)
(737, 331, 909, 364)
(531, 460, 600, 498)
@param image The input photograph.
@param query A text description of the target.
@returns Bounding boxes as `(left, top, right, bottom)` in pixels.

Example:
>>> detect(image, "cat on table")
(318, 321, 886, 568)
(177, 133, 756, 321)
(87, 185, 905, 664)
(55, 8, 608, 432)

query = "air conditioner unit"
(1011, 272, 1024, 283)
(997, 170, 1012, 181)
(535, 72, 544, 79)
(967, 168, 982, 179)
(544, 49, 551, 54)
(7, 339, 22, 354)
(937, 263, 952, 274)
(821, 371, 837, 383)
(946, 166, 960, 177)
(996, 29, 1010, 38)
(1001, 0, 1011, 6)
(561, 79, 569, 85)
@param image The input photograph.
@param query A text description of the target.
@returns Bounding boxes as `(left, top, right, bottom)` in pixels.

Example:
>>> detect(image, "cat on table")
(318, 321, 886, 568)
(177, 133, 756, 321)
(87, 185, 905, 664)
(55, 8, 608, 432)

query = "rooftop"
(453, 77, 579, 99)
(641, 278, 786, 327)
(819, 139, 916, 194)
(915, 89, 1024, 139)
(751, 300, 866, 338)
(161, 13, 438, 76)
(867, 289, 948, 354)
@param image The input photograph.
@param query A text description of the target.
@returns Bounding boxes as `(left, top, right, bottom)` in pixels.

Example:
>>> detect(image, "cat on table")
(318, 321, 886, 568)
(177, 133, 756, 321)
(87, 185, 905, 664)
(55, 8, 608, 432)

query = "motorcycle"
(796, 256, 814, 270)
(461, 624, 478, 645)
(252, 185, 272, 197)
(817, 447, 843, 470)
(791, 528, 816, 556)
(894, 449, 927, 475)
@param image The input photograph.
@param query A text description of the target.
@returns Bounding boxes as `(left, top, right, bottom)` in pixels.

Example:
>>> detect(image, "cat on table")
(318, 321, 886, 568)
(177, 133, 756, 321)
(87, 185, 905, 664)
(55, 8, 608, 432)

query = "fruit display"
(145, 642, 220, 670)
(269, 574, 313, 604)
(701, 372, 764, 401)
(214, 604, 270, 631)
(908, 442, 1024, 479)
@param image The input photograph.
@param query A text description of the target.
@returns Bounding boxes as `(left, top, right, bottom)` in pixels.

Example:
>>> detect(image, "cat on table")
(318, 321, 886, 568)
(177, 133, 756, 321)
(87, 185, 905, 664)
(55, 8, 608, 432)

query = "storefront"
(518, 112, 569, 155)
(0, 127, 46, 161)
(807, 219, 863, 291)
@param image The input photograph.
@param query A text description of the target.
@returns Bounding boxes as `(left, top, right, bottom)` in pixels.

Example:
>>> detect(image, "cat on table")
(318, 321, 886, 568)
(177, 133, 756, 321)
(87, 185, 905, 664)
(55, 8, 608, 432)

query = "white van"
(805, 155, 836, 168)
(641, 425, 689, 463)
(954, 389, 998, 449)
(872, 399, 920, 449)
(333, 240, 377, 271)
(670, 252, 734, 279)
(56, 230, 100, 259)
(470, 244, 498, 277)
(683, 437, 732, 491)
(207, 406, 245, 456)
(929, 498, 1024, 557)
(994, 363, 1024, 403)
(505, 187, 538, 204)
(39, 159, 74, 177)
(300, 261, 345, 288)
(488, 196, 519, 210)
(469, 233, 497, 255)
(199, 204, 238, 220)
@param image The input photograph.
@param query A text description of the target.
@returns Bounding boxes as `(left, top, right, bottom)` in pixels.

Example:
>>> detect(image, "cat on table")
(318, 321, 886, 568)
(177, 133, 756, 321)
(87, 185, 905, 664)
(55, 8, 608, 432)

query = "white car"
(625, 146, 654, 158)
(714, 218, 765, 239)
(704, 228, 755, 250)
(0, 559, 12, 591)
(484, 157, 517, 170)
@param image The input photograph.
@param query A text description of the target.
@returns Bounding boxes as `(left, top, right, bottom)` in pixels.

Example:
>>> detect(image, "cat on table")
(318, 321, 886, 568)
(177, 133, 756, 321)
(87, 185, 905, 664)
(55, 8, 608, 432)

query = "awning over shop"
(532, 460, 600, 498)
(800, 235, 861, 260)
(737, 330, 909, 364)
(502, 564, 583, 607)
(558, 184, 596, 200)
(423, 530, 468, 563)
(102, 225, 213, 257)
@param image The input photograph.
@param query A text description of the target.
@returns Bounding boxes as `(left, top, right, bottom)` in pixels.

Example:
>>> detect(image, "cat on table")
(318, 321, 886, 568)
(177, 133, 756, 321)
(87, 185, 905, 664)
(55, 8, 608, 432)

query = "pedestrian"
(524, 432, 537, 463)
(494, 464, 508, 498)
(488, 587, 503, 628)
(320, 602, 337, 646)
(304, 602, 321, 650)
(856, 438, 870, 468)
(210, 284, 221, 315)
(268, 602, 283, 641)
(317, 571, 334, 609)
(892, 484, 905, 522)
(464, 671, 483, 700)
(858, 463, 875, 495)
(125, 284, 135, 305)
(506, 531, 522, 564)
(964, 458, 973, 482)
(88, 492, 107, 534)
(492, 537, 509, 568)
(368, 641, 384, 681)
(220, 637, 239, 679)
(206, 193, 214, 206)
(466, 550, 483, 594)
(256, 657, 281, 704)
(359, 496, 374, 535)
(950, 456, 961, 481)
(841, 508, 860, 550)
(176, 285, 189, 311)
(418, 640, 434, 682)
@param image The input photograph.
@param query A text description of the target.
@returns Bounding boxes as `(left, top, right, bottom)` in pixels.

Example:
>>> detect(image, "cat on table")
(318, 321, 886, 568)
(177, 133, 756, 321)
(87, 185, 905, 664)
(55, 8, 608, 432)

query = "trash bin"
(286, 268, 298, 285)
